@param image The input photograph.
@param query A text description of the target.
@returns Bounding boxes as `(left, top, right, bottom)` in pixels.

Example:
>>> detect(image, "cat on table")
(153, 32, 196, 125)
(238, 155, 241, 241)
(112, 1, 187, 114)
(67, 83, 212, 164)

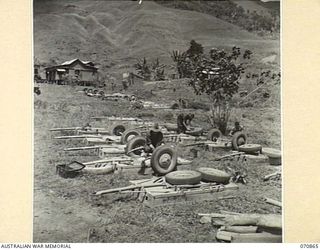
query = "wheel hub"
(159, 153, 172, 168)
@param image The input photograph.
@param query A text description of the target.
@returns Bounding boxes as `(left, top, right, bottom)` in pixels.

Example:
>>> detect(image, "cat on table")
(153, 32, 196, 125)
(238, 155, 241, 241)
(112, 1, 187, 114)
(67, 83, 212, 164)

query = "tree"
(134, 57, 151, 80)
(170, 40, 204, 79)
(188, 46, 250, 134)
(134, 57, 166, 81)
(186, 39, 204, 58)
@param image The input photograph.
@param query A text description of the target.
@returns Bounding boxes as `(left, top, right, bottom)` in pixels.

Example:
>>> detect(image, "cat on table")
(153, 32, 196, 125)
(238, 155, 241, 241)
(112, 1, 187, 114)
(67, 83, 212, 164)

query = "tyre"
(120, 129, 142, 144)
(238, 144, 262, 154)
(207, 129, 222, 142)
(165, 170, 202, 185)
(110, 124, 126, 136)
(126, 136, 146, 158)
(151, 145, 178, 175)
(197, 167, 231, 184)
(231, 132, 247, 150)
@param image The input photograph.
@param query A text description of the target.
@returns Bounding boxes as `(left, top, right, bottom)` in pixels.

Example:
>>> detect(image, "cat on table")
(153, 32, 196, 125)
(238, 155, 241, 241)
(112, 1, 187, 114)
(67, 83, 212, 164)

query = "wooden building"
(45, 59, 98, 85)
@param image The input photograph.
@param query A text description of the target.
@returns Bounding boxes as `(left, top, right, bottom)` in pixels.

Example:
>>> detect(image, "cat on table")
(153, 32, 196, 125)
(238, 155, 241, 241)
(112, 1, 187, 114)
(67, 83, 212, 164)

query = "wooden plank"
(265, 197, 282, 207)
(147, 184, 238, 199)
(54, 135, 102, 139)
(50, 127, 82, 131)
(220, 226, 258, 234)
(91, 116, 143, 122)
(83, 157, 133, 166)
(215, 231, 232, 242)
(78, 130, 110, 135)
(264, 172, 281, 181)
(99, 148, 125, 155)
(95, 183, 164, 195)
(231, 232, 282, 243)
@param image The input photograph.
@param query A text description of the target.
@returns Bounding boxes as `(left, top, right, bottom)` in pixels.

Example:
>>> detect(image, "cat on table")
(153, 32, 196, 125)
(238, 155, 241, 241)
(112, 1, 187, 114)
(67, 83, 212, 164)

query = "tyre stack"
(164, 168, 231, 185)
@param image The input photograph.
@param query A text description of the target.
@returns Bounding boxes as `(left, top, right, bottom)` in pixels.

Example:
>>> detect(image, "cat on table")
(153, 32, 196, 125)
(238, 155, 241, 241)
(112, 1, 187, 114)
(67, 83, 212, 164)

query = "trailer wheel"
(126, 136, 146, 158)
(231, 132, 247, 150)
(207, 129, 222, 142)
(110, 124, 126, 136)
(165, 170, 202, 185)
(197, 168, 231, 184)
(238, 144, 262, 154)
(151, 145, 178, 175)
(121, 129, 142, 144)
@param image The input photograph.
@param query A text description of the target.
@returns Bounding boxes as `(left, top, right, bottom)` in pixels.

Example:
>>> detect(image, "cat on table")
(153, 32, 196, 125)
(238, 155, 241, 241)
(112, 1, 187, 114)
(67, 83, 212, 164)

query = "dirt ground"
(33, 84, 281, 243)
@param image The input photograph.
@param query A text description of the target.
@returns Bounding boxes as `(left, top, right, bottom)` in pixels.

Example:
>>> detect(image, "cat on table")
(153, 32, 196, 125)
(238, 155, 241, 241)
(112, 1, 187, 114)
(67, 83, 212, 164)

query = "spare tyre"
(121, 129, 142, 144)
(126, 136, 146, 158)
(110, 124, 126, 136)
(197, 168, 231, 184)
(151, 145, 178, 175)
(238, 144, 262, 154)
(231, 132, 247, 150)
(165, 170, 202, 185)
(207, 129, 222, 142)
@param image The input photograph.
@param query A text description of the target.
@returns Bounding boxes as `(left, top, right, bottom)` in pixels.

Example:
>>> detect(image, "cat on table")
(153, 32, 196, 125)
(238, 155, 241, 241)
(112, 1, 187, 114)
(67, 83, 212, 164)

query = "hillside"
(33, 0, 279, 75)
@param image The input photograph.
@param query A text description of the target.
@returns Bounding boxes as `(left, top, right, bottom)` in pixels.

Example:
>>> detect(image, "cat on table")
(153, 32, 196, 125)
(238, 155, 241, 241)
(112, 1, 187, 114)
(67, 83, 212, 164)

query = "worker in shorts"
(138, 123, 164, 175)
(229, 121, 244, 136)
(177, 113, 187, 134)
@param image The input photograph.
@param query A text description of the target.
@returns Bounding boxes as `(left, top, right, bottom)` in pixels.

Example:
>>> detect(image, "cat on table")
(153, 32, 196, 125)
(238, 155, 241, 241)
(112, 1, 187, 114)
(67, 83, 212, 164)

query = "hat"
(150, 123, 160, 132)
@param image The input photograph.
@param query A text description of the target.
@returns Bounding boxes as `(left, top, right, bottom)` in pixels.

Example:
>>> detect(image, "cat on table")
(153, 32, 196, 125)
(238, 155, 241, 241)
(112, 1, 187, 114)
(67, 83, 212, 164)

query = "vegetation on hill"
(153, 0, 280, 38)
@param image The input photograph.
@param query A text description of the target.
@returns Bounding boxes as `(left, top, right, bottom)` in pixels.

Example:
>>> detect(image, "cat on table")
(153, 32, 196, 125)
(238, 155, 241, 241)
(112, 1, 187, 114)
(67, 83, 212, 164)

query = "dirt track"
(33, 84, 281, 243)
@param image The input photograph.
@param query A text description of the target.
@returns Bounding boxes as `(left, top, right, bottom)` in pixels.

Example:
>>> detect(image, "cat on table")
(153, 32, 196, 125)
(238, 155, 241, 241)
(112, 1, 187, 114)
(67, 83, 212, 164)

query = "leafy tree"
(170, 40, 204, 79)
(186, 39, 204, 58)
(188, 46, 250, 134)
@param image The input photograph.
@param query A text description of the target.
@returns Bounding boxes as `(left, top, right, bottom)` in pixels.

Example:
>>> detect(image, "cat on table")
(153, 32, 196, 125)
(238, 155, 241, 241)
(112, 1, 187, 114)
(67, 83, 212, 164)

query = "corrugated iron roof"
(61, 59, 94, 66)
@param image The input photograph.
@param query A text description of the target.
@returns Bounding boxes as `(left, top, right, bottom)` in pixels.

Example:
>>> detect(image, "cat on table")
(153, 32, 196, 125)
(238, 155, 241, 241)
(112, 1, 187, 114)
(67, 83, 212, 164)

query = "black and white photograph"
(33, 0, 282, 243)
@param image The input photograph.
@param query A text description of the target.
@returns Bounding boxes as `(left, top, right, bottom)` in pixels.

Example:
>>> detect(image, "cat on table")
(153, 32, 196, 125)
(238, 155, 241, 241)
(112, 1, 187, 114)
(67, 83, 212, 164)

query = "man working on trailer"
(177, 113, 187, 134)
(138, 123, 164, 175)
(184, 113, 195, 127)
(145, 123, 164, 152)
(229, 121, 244, 136)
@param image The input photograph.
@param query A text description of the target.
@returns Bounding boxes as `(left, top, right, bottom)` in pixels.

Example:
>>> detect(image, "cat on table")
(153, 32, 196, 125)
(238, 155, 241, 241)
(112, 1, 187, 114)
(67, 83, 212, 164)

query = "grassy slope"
(33, 0, 281, 242)
(34, 85, 281, 242)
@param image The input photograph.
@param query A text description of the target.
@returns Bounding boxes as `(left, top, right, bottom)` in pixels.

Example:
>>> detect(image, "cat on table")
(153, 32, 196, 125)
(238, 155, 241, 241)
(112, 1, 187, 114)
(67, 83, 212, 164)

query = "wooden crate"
(129, 179, 238, 207)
